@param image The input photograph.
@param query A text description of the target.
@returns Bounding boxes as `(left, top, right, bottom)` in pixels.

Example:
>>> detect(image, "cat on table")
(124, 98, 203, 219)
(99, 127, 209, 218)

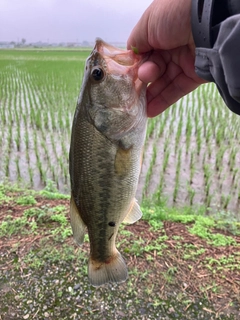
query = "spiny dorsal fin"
(70, 194, 86, 245)
(123, 199, 142, 224)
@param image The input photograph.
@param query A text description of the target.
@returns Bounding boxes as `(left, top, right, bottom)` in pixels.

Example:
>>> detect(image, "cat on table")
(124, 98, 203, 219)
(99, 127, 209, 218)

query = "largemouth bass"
(69, 38, 147, 287)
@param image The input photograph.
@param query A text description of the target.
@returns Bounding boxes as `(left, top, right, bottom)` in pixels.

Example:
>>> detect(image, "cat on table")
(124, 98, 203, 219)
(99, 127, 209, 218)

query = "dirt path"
(0, 192, 240, 319)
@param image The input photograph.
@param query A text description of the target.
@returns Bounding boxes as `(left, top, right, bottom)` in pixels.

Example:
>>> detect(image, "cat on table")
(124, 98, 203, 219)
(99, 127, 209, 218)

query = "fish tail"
(88, 251, 128, 287)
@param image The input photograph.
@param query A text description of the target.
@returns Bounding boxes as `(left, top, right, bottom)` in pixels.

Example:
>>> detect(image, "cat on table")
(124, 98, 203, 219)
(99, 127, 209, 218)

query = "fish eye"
(91, 67, 104, 81)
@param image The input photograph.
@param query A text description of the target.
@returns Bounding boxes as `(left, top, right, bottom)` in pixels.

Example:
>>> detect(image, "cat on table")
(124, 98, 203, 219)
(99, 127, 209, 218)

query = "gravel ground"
(0, 190, 239, 320)
(0, 254, 237, 320)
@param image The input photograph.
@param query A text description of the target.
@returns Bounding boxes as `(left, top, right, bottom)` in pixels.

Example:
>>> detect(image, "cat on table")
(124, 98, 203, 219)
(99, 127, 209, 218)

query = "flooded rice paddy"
(0, 49, 240, 217)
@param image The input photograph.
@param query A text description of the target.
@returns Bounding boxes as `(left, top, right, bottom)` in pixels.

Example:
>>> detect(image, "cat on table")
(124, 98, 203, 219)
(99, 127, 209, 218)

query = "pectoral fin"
(70, 195, 86, 245)
(123, 199, 142, 224)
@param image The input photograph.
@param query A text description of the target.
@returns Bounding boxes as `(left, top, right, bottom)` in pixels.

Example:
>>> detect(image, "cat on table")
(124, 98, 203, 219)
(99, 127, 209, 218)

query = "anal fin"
(123, 199, 142, 224)
(70, 194, 86, 245)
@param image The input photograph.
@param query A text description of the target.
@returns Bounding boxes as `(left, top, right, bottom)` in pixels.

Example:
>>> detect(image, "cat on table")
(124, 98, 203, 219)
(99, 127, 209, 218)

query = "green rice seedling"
(24, 130, 29, 152)
(207, 143, 212, 158)
(229, 147, 237, 172)
(37, 158, 46, 184)
(205, 124, 212, 144)
(202, 150, 206, 166)
(185, 113, 192, 154)
(0, 102, 6, 126)
(205, 181, 211, 198)
(187, 183, 196, 206)
(196, 125, 202, 155)
(50, 133, 58, 159)
(173, 149, 182, 202)
(190, 151, 195, 184)
(162, 148, 170, 173)
(65, 113, 71, 131)
(238, 191, 240, 203)
(22, 113, 28, 129)
(15, 157, 21, 182)
(40, 140, 50, 164)
(233, 177, 239, 190)
(43, 110, 50, 130)
(59, 157, 65, 176)
(50, 165, 57, 183)
(163, 107, 170, 126)
(4, 156, 10, 178)
(173, 182, 179, 203)
(143, 143, 158, 198)
(146, 118, 158, 140)
(221, 194, 231, 210)
(202, 113, 208, 138)
(163, 134, 170, 152)
(169, 113, 176, 134)
(206, 193, 214, 208)
(171, 102, 178, 118)
(215, 146, 226, 172)
(203, 164, 212, 190)
(35, 109, 42, 130)
(15, 126, 21, 152)
(215, 126, 224, 146)
(61, 139, 68, 161)
(232, 168, 238, 184)
(7, 126, 13, 156)
(157, 117, 165, 138)
(58, 109, 64, 130)
(63, 165, 69, 184)
(174, 114, 183, 153)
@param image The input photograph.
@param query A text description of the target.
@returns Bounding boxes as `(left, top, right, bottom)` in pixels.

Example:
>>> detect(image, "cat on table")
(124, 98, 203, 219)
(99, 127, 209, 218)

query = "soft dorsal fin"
(70, 194, 86, 245)
(123, 199, 142, 224)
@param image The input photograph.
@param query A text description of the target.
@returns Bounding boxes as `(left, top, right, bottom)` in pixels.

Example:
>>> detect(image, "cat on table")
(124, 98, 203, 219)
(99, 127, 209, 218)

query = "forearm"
(191, 0, 240, 114)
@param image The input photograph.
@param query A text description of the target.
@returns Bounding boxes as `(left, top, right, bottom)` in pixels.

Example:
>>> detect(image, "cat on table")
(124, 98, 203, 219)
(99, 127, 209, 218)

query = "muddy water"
(0, 72, 240, 219)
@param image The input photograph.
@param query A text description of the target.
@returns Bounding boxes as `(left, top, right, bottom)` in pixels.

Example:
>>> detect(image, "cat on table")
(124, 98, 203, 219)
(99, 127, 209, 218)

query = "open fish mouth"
(87, 38, 146, 95)
(94, 38, 141, 67)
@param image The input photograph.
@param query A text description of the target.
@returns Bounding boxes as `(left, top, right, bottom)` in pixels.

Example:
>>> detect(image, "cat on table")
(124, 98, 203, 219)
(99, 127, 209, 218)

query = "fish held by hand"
(69, 38, 147, 287)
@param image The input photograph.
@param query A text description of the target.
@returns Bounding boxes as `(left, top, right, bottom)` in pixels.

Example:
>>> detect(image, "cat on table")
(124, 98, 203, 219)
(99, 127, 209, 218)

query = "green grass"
(142, 200, 240, 240)
(0, 183, 239, 318)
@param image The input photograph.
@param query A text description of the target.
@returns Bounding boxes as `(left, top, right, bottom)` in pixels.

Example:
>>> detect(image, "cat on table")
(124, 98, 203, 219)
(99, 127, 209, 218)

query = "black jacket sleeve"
(191, 0, 240, 115)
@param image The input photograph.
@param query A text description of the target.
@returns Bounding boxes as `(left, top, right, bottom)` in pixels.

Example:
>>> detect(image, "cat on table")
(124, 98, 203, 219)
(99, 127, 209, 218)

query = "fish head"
(79, 38, 147, 137)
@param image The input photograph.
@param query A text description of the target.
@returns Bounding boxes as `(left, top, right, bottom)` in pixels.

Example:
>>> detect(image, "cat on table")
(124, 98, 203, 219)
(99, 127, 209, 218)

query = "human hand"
(127, 0, 207, 117)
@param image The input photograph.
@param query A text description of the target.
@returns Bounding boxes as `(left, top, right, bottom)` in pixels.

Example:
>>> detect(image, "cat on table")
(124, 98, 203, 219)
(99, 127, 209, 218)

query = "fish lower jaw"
(88, 250, 128, 287)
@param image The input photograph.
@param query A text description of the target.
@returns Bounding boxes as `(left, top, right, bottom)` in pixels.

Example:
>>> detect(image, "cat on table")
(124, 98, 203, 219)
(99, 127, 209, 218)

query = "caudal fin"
(88, 251, 128, 287)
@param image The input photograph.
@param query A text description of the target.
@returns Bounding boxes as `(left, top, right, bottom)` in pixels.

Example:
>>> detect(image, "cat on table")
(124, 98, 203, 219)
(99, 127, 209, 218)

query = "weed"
(51, 214, 67, 225)
(16, 195, 37, 205)
(0, 215, 28, 236)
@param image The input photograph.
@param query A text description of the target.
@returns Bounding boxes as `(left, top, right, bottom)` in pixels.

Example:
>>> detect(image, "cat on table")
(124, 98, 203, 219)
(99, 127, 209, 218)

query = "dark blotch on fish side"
(108, 221, 115, 227)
